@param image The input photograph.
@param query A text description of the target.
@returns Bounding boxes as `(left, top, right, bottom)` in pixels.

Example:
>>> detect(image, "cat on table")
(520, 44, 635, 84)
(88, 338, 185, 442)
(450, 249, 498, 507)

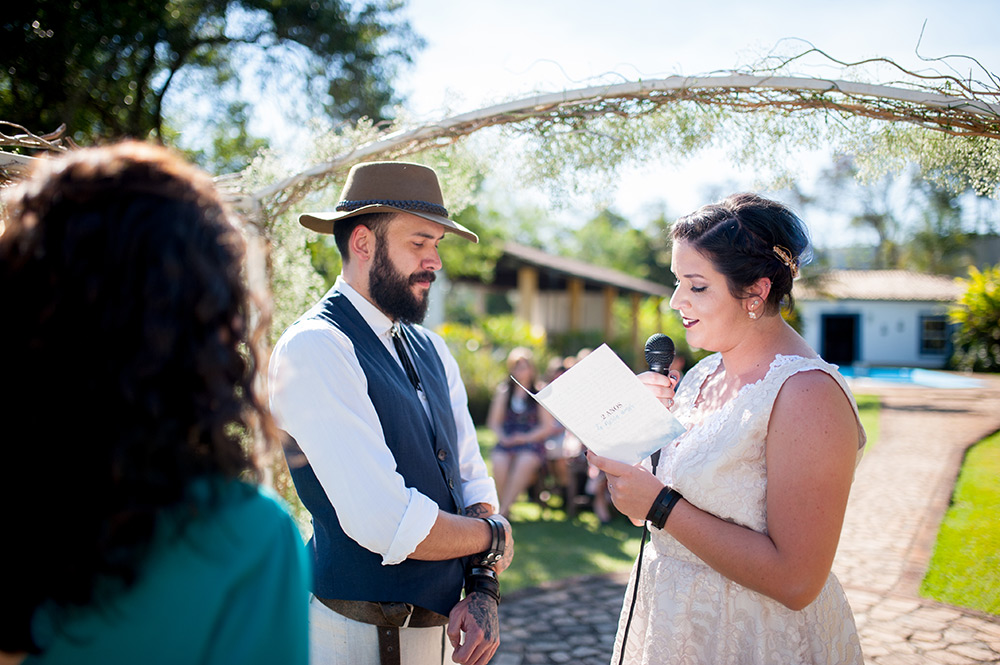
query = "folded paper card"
(515, 344, 687, 464)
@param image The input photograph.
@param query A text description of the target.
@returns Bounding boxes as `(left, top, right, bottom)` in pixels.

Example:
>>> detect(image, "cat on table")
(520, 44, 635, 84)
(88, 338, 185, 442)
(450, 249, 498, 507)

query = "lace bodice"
(654, 353, 866, 535)
(613, 353, 866, 664)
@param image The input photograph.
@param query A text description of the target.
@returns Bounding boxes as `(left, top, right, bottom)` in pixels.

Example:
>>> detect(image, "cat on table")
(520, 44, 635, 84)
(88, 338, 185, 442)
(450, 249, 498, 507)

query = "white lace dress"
(611, 354, 866, 665)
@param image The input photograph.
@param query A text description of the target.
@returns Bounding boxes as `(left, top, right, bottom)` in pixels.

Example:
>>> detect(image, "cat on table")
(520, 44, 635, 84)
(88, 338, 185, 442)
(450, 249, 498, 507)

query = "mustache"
(409, 271, 436, 284)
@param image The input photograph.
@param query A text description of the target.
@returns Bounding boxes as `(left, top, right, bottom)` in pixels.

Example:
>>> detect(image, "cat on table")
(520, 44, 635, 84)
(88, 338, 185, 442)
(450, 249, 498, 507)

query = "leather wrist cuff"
(464, 566, 500, 603)
(646, 486, 682, 530)
(472, 515, 506, 567)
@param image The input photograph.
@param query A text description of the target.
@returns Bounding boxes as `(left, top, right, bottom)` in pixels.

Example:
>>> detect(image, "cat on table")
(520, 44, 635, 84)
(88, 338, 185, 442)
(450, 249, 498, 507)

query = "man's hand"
(447, 592, 499, 665)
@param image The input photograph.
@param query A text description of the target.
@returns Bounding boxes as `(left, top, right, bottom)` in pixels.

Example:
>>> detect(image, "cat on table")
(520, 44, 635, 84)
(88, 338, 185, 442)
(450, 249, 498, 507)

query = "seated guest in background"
(488, 347, 561, 518)
(0, 142, 310, 665)
(540, 357, 573, 503)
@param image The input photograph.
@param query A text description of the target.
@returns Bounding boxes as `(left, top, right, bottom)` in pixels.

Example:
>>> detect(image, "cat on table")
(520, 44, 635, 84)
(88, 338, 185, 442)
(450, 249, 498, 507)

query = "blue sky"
(389, 0, 1000, 247)
(399, 0, 999, 118)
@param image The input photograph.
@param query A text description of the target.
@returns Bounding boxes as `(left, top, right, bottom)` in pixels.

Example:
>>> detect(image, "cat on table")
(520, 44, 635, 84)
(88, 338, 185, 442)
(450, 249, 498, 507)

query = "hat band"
(336, 199, 449, 217)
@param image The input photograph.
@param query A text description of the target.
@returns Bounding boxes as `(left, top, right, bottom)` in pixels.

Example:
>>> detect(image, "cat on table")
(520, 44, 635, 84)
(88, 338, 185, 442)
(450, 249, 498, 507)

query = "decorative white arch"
(241, 73, 1000, 221)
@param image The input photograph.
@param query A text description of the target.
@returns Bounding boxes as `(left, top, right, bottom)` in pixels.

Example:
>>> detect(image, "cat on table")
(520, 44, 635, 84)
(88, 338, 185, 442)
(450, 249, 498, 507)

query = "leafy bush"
(950, 264, 1000, 372)
(436, 315, 551, 424)
(608, 296, 711, 371)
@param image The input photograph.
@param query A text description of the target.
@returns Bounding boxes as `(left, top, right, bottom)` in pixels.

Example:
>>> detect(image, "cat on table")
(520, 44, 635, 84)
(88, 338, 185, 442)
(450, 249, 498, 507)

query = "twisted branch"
(0, 123, 77, 183)
(246, 71, 1000, 221)
(0, 122, 74, 152)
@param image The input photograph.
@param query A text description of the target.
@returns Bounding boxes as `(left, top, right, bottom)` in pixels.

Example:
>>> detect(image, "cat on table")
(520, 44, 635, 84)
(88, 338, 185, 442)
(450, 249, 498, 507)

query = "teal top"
(26, 481, 310, 665)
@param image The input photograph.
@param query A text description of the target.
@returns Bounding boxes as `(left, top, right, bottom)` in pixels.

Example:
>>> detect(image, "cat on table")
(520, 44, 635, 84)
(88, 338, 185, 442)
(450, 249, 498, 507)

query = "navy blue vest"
(284, 292, 468, 616)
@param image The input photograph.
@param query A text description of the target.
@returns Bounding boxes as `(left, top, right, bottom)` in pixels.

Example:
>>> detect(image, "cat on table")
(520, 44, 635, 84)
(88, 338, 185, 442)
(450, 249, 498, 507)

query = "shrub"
(950, 264, 1000, 372)
(436, 315, 550, 425)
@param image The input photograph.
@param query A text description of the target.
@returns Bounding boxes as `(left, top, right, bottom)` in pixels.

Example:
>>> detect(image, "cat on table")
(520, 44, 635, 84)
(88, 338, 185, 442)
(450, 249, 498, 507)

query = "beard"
(368, 239, 435, 324)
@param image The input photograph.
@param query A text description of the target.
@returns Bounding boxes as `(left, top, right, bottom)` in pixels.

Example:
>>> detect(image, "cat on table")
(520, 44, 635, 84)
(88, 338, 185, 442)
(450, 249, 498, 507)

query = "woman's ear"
(745, 278, 772, 317)
(750, 277, 772, 303)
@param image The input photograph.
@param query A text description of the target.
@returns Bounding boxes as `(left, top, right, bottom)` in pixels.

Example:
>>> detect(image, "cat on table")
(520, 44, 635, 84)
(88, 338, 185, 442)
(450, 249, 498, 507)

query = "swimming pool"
(838, 366, 983, 389)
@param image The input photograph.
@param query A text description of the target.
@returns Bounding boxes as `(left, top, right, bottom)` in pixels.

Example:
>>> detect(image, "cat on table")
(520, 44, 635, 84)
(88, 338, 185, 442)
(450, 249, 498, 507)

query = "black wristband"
(645, 486, 682, 529)
(472, 515, 506, 567)
(464, 566, 500, 603)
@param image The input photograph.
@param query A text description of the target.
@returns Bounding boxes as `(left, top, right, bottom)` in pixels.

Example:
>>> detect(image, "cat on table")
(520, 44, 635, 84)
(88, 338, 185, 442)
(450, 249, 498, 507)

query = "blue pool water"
(838, 366, 983, 389)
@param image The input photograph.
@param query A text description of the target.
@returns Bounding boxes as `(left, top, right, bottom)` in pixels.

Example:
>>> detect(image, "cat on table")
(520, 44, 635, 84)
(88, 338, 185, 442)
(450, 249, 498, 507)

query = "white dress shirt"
(268, 277, 498, 565)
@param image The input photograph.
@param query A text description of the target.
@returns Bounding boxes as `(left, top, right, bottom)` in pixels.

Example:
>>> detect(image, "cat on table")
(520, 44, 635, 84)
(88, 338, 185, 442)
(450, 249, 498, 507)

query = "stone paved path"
(492, 375, 1000, 665)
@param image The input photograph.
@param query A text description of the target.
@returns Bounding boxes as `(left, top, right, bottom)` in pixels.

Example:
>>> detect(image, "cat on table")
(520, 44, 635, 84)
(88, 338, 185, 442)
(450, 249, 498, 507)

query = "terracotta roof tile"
(795, 270, 962, 302)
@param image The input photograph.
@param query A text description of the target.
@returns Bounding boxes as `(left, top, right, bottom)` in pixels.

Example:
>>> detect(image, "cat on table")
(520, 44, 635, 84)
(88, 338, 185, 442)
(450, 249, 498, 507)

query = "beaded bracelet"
(646, 486, 683, 530)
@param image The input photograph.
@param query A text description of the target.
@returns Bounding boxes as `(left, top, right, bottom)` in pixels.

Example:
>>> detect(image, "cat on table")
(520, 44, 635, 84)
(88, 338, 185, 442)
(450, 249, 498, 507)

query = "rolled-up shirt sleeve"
(429, 332, 499, 512)
(268, 320, 440, 565)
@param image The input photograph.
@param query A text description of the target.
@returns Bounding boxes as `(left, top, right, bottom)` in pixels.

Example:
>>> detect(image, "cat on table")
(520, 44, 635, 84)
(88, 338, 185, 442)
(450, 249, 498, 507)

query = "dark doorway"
(821, 314, 860, 366)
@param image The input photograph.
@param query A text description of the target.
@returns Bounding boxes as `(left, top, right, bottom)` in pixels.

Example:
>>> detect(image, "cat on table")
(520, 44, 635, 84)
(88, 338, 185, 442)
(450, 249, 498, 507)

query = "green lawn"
(920, 430, 1000, 615)
(502, 503, 642, 594)
(855, 394, 880, 452)
(477, 426, 643, 594)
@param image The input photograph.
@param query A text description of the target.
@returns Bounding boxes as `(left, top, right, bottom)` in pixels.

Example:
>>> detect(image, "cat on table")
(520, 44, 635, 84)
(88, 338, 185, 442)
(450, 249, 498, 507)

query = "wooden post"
(602, 286, 617, 341)
(568, 277, 584, 331)
(630, 292, 641, 369)
(517, 266, 538, 327)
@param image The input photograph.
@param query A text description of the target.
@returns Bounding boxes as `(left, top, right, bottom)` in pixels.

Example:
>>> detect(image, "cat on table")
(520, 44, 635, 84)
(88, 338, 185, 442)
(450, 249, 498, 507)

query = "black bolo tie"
(391, 325, 422, 392)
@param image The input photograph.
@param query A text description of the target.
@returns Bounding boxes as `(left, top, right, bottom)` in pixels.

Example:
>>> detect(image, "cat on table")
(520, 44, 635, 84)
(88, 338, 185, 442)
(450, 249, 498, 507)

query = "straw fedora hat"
(298, 161, 478, 243)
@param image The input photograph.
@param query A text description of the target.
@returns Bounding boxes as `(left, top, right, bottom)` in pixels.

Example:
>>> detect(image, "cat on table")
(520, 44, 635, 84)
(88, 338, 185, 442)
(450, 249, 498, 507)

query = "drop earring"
(748, 299, 760, 320)
(748, 311, 757, 320)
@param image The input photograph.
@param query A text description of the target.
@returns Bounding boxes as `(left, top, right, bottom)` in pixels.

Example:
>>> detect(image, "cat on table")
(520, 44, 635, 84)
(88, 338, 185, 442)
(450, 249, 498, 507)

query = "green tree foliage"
(904, 180, 974, 276)
(163, 101, 269, 173)
(437, 315, 549, 424)
(817, 154, 903, 269)
(1, 0, 419, 146)
(950, 264, 1000, 372)
(437, 205, 507, 282)
(814, 152, 998, 274)
(568, 208, 663, 282)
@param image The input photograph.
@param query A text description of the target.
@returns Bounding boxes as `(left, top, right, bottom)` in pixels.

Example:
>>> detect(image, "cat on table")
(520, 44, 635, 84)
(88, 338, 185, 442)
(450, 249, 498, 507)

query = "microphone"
(644, 333, 675, 473)
(644, 333, 675, 375)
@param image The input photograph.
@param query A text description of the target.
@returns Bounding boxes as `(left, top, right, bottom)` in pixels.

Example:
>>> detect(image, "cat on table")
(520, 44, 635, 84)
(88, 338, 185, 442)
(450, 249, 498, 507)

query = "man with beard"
(268, 161, 512, 665)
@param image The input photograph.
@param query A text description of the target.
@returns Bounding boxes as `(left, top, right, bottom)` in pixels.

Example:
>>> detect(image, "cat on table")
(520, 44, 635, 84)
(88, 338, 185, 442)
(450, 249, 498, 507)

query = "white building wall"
(798, 299, 952, 368)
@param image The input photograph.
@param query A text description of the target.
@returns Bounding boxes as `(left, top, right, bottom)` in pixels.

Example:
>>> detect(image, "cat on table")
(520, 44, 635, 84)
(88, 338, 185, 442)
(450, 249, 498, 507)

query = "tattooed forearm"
(468, 593, 499, 641)
(465, 502, 492, 518)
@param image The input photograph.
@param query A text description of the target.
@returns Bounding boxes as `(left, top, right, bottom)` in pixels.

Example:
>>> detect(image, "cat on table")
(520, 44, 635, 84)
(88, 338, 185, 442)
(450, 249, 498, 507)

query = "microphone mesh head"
(645, 333, 675, 370)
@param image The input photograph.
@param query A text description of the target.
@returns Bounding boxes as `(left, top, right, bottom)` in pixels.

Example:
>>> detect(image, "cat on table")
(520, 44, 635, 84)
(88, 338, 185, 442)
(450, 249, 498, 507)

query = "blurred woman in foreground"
(0, 142, 309, 664)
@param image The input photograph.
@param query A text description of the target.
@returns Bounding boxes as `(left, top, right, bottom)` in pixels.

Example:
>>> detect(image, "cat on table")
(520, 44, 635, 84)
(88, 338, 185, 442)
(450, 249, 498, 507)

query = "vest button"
(448, 478, 455, 489)
(437, 448, 448, 460)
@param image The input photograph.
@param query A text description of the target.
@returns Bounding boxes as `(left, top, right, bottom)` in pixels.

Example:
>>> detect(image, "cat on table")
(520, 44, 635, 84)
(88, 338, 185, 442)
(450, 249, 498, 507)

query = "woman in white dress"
(588, 193, 866, 665)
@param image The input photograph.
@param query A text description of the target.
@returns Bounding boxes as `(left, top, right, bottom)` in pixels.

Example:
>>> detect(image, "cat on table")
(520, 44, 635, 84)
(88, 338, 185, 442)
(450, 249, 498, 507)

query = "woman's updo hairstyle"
(671, 193, 811, 315)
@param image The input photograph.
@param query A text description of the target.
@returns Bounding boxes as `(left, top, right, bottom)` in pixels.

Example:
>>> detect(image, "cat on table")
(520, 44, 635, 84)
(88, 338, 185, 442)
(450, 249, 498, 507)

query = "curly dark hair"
(0, 141, 276, 654)
(671, 193, 812, 315)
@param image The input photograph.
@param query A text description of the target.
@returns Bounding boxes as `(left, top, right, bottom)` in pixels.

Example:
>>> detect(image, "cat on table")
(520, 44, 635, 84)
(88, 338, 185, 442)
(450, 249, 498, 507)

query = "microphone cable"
(618, 333, 674, 664)
(616, 450, 659, 665)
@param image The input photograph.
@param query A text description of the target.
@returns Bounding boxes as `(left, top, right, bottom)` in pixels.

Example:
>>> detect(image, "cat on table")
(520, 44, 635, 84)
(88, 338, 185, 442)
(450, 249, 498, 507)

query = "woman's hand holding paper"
(585, 451, 664, 526)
